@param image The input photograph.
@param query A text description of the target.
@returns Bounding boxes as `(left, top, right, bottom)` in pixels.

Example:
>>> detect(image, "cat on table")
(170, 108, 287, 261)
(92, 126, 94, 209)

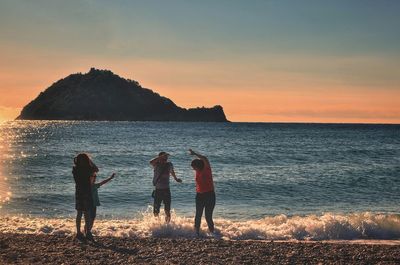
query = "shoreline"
(1, 213, 400, 241)
(1, 233, 399, 264)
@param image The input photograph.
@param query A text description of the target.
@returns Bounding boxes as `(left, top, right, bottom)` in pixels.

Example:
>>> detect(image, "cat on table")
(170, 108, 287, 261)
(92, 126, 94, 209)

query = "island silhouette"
(17, 68, 228, 122)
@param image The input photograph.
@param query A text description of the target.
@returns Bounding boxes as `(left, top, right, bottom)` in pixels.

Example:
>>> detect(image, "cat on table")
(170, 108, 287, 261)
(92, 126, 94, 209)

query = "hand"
(189, 149, 195, 156)
(111, 173, 116, 179)
(176, 178, 182, 183)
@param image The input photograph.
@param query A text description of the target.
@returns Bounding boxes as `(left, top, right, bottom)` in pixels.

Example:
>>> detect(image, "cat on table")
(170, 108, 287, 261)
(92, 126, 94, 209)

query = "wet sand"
(0, 233, 399, 264)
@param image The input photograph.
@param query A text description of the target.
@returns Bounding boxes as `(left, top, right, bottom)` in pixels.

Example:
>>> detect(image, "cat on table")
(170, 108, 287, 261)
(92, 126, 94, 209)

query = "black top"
(73, 167, 93, 197)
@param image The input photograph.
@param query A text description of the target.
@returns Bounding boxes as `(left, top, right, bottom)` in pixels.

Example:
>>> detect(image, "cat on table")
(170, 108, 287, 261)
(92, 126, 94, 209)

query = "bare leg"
(88, 207, 97, 232)
(75, 211, 86, 241)
(165, 210, 171, 223)
(76, 210, 83, 234)
(164, 190, 171, 223)
(83, 211, 91, 236)
(153, 190, 162, 218)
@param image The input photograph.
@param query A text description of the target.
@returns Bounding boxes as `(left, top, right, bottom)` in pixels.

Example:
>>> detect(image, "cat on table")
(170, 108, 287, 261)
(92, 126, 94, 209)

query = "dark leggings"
(195, 191, 216, 233)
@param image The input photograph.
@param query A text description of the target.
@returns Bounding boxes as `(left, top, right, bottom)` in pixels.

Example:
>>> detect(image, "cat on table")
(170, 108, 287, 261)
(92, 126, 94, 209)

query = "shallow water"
(1, 210, 399, 240)
(0, 121, 399, 239)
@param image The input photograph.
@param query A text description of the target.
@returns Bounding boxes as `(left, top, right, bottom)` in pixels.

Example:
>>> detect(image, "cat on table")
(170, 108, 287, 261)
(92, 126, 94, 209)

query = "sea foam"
(1, 209, 399, 241)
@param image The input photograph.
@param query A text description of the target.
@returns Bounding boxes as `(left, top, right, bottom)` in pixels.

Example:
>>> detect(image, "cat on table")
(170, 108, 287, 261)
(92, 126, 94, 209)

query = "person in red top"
(189, 149, 216, 236)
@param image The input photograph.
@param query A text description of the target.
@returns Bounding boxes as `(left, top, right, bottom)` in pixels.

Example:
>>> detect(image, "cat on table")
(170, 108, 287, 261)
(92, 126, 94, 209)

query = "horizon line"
(2, 118, 399, 126)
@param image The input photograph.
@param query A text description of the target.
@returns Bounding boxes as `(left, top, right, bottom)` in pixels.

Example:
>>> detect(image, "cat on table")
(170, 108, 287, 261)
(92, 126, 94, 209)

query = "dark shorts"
(153, 188, 171, 214)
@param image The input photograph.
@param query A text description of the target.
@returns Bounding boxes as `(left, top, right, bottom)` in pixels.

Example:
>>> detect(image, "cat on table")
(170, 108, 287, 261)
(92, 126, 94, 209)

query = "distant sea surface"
(0, 121, 399, 240)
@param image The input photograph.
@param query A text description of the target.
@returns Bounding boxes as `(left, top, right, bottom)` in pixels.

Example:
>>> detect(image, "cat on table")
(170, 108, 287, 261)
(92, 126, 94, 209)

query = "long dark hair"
(74, 153, 91, 169)
(73, 153, 98, 182)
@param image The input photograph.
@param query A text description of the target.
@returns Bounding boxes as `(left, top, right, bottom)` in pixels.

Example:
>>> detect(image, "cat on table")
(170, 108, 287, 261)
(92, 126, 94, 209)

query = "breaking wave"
(1, 209, 399, 241)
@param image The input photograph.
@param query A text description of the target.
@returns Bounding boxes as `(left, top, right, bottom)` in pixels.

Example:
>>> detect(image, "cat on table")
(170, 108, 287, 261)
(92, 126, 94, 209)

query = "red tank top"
(195, 165, 214, 193)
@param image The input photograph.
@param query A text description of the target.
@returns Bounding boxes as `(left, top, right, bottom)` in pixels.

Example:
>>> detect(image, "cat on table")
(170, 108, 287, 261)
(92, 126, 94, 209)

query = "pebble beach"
(1, 233, 399, 264)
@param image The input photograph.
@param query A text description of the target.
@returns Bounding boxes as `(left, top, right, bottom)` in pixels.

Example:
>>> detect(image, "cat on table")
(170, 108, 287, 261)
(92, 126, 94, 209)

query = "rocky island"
(17, 68, 228, 122)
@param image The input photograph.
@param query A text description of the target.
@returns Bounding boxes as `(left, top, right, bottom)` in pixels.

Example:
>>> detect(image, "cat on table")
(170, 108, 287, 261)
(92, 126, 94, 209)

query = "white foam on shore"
(1, 209, 399, 241)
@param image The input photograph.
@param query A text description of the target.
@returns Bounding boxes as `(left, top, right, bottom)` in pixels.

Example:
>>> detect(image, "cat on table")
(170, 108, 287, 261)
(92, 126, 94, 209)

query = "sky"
(0, 0, 399, 123)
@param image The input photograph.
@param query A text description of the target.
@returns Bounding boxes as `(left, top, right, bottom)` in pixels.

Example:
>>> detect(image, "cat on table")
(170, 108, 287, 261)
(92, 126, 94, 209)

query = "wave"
(1, 209, 399, 240)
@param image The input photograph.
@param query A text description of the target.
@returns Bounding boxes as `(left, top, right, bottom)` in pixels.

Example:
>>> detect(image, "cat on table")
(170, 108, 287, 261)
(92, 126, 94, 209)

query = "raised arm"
(149, 153, 169, 167)
(189, 149, 210, 168)
(98, 173, 116, 186)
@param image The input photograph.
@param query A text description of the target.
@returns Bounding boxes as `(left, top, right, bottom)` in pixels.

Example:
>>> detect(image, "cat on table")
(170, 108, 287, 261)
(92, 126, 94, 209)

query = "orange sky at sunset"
(1, 1, 399, 123)
(1, 53, 399, 123)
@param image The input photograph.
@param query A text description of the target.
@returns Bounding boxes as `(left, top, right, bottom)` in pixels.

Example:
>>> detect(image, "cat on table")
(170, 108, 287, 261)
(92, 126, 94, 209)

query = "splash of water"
(1, 208, 399, 240)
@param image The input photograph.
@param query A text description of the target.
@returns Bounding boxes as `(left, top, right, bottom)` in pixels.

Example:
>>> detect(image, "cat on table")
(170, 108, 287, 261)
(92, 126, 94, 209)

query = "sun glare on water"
(0, 124, 12, 207)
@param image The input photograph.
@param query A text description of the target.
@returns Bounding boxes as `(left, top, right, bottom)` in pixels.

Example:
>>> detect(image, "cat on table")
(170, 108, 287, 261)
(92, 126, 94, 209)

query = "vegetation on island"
(17, 68, 228, 122)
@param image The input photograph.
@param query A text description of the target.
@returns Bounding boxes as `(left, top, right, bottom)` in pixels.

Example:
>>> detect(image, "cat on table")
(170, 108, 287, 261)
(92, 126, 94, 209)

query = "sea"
(0, 121, 399, 240)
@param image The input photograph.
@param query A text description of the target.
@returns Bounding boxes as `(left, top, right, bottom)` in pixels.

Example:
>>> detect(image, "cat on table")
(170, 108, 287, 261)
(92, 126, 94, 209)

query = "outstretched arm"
(189, 149, 210, 168)
(170, 168, 182, 183)
(98, 173, 116, 186)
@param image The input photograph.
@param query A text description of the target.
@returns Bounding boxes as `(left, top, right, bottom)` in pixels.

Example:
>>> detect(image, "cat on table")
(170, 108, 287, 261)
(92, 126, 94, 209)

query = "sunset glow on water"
(0, 120, 399, 240)
(0, 129, 11, 206)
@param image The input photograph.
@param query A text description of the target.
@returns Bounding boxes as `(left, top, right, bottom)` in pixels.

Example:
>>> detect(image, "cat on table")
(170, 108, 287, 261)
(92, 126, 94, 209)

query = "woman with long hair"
(73, 153, 98, 241)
